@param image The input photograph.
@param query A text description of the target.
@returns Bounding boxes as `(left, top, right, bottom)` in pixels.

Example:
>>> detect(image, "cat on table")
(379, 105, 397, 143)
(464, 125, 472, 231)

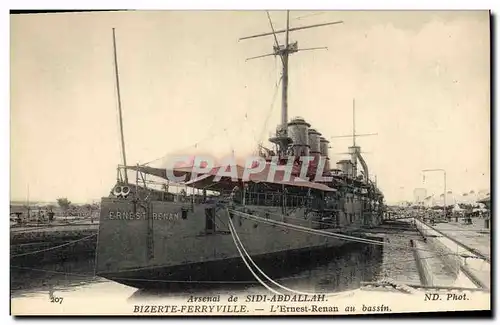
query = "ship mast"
(330, 98, 378, 182)
(351, 99, 358, 176)
(352, 98, 356, 147)
(112, 28, 128, 183)
(281, 11, 290, 130)
(240, 11, 343, 157)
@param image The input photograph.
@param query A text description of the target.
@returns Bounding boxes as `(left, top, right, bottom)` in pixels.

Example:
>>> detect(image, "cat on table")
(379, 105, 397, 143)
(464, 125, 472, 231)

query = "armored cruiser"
(95, 13, 385, 289)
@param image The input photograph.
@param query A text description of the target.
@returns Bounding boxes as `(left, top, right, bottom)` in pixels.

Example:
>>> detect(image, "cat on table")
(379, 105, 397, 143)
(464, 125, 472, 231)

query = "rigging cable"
(258, 76, 282, 146)
(245, 59, 283, 149)
(140, 120, 220, 166)
(144, 52, 282, 166)
(230, 209, 389, 246)
(228, 212, 347, 297)
(228, 209, 489, 260)
(253, 209, 491, 239)
(11, 234, 97, 258)
(142, 100, 258, 167)
(295, 12, 327, 21)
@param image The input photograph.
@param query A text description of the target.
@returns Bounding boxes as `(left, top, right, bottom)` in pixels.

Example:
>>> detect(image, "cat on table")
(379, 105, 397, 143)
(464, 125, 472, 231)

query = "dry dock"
(432, 221, 490, 260)
(414, 218, 490, 290)
(10, 222, 98, 265)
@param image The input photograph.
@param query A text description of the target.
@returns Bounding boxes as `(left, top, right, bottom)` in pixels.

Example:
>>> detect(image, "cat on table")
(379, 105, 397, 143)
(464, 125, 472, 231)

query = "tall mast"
(240, 11, 342, 157)
(352, 98, 356, 147)
(112, 28, 128, 183)
(330, 100, 377, 143)
(351, 98, 357, 175)
(281, 11, 290, 130)
(330, 99, 378, 182)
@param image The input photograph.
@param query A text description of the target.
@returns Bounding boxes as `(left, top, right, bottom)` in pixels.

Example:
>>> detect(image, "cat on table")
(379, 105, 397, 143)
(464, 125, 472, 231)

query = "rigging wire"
(294, 12, 327, 21)
(243, 110, 260, 145)
(141, 118, 221, 166)
(258, 76, 282, 146)
(142, 76, 279, 167)
(11, 234, 97, 258)
(227, 211, 467, 294)
(228, 213, 346, 297)
(245, 56, 283, 150)
(10, 221, 98, 234)
(228, 209, 489, 261)
(144, 37, 284, 166)
(225, 128, 235, 158)
(253, 209, 492, 239)
(230, 209, 398, 247)
(141, 127, 234, 167)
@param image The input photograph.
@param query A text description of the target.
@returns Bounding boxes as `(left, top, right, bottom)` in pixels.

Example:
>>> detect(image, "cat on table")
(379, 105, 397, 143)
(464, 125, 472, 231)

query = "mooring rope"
(11, 234, 97, 258)
(228, 209, 485, 261)
(258, 208, 385, 232)
(228, 210, 472, 295)
(228, 212, 347, 297)
(227, 216, 283, 295)
(10, 220, 98, 233)
(258, 208, 342, 228)
(229, 209, 389, 246)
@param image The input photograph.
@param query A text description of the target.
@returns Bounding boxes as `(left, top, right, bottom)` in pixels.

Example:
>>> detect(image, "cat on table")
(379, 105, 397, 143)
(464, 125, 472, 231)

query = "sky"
(10, 10, 490, 204)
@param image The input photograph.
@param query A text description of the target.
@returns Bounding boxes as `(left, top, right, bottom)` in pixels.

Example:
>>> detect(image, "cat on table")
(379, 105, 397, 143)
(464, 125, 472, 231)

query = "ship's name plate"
(108, 211, 180, 221)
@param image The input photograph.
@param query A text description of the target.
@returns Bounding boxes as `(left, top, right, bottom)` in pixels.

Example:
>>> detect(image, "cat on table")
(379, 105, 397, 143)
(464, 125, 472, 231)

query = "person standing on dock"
(14, 212, 22, 225)
(231, 185, 242, 204)
(47, 210, 54, 222)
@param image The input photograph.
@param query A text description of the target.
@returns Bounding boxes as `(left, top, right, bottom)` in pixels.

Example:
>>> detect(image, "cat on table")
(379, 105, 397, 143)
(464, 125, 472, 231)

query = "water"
(11, 232, 423, 306)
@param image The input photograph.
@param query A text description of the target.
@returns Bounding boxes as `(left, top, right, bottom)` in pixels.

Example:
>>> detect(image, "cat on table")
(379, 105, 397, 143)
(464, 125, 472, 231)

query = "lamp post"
(422, 169, 447, 220)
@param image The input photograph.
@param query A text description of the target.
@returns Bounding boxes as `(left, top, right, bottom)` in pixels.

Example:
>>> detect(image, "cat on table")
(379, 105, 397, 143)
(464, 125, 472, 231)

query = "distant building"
(413, 188, 427, 204)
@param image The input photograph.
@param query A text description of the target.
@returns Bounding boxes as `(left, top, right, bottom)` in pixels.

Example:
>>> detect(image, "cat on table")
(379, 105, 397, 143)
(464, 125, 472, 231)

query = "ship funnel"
(308, 128, 321, 160)
(287, 116, 311, 156)
(319, 136, 330, 172)
(337, 159, 354, 178)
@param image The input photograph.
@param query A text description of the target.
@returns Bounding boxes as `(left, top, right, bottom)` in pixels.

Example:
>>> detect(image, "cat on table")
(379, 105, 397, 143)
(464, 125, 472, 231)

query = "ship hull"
(95, 197, 381, 289)
(98, 244, 348, 289)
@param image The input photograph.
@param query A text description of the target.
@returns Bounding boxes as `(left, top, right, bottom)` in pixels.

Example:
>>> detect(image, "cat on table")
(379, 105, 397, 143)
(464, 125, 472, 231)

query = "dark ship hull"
(99, 240, 344, 289)
(96, 187, 383, 289)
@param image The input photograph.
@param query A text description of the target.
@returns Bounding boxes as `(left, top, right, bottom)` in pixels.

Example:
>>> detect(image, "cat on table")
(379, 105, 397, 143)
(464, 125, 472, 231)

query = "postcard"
(10, 9, 491, 316)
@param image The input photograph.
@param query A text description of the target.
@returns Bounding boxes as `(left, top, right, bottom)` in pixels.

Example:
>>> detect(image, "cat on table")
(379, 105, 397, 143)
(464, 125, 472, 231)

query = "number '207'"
(50, 296, 64, 304)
